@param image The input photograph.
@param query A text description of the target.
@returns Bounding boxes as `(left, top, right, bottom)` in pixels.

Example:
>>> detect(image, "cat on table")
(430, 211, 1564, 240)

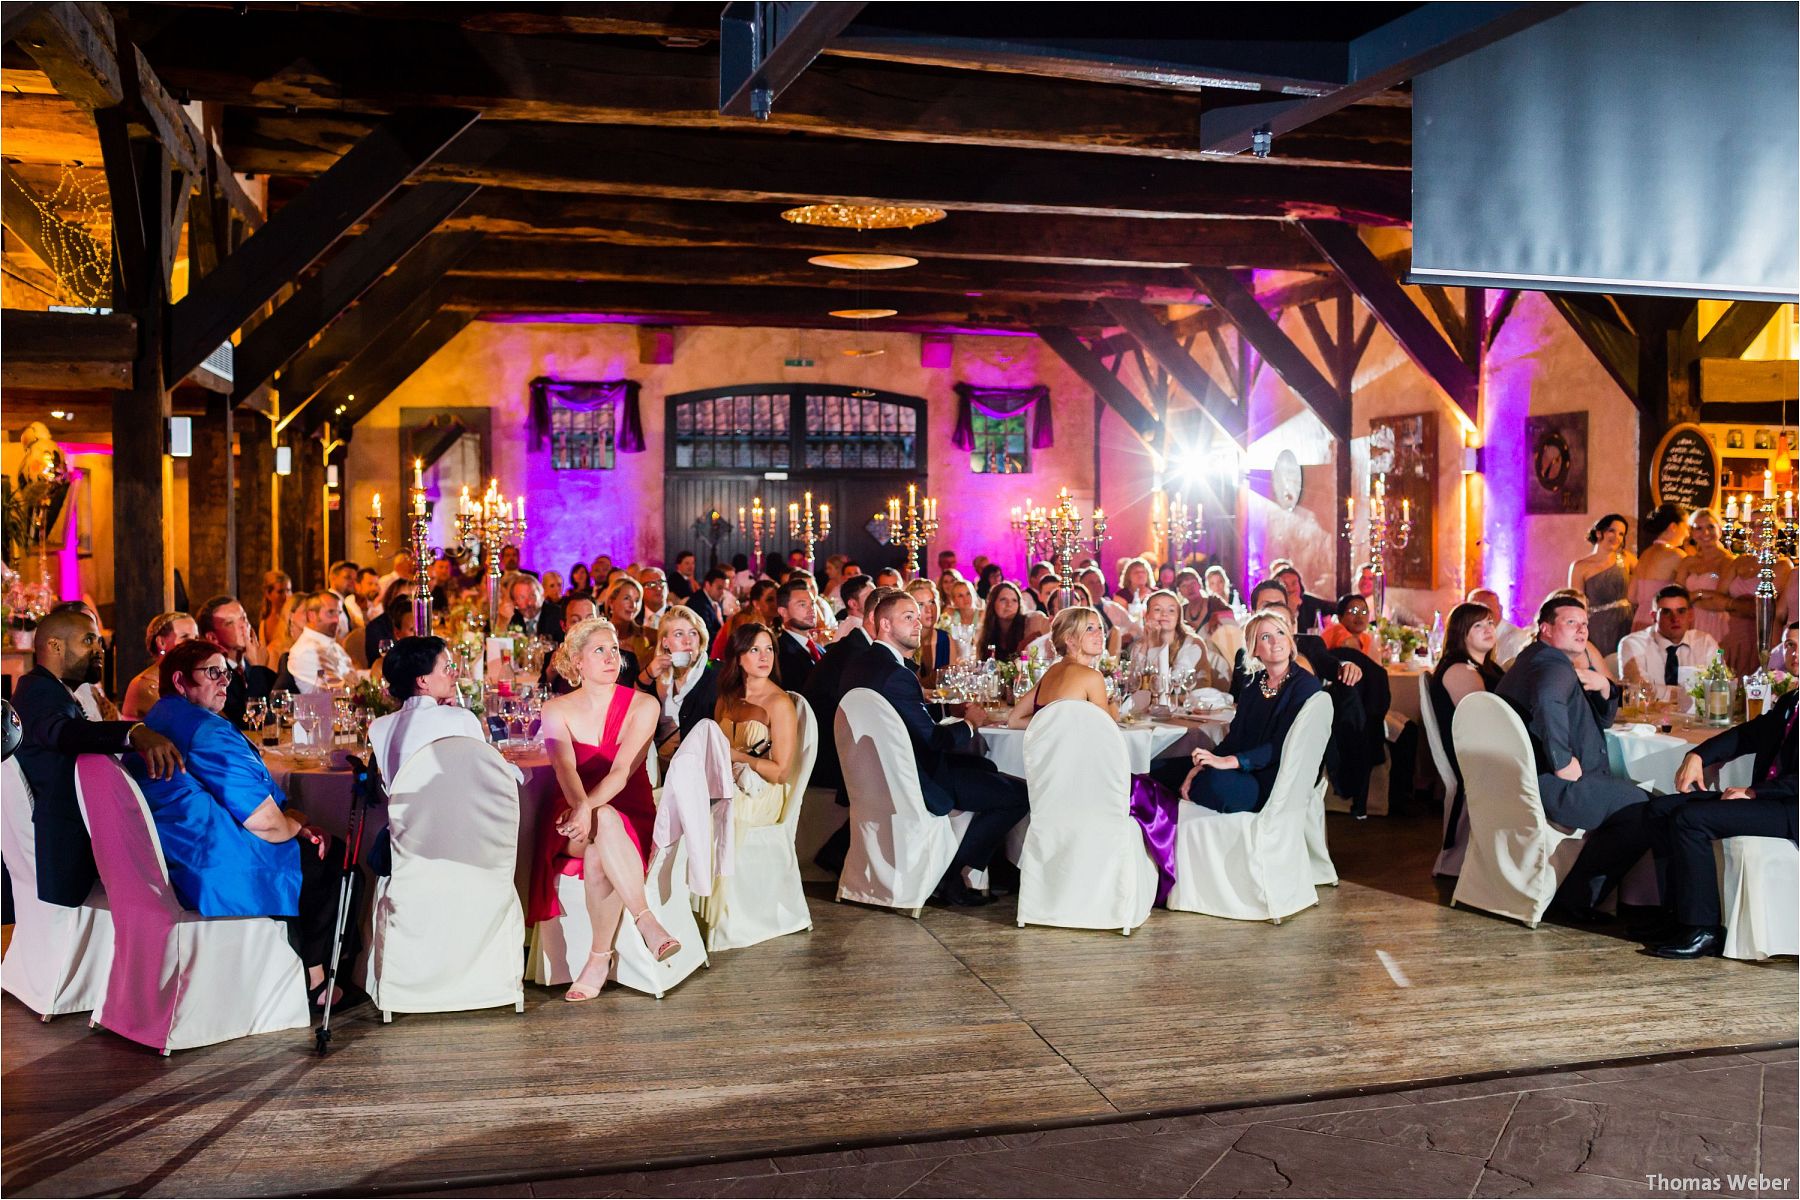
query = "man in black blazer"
(691, 567, 730, 644)
(838, 590, 1029, 905)
(774, 579, 824, 694)
(13, 608, 185, 906)
(195, 595, 278, 728)
(1496, 596, 1653, 917)
(1644, 689, 1797, 957)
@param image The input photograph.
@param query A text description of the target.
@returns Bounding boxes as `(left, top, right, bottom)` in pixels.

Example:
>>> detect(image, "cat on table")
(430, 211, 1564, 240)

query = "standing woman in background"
(1679, 509, 1738, 663)
(1567, 513, 1636, 656)
(1629, 502, 1691, 633)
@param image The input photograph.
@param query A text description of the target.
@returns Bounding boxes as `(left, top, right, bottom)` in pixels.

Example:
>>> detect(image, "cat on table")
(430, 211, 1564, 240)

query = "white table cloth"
(980, 721, 1189, 778)
(1605, 724, 1754, 794)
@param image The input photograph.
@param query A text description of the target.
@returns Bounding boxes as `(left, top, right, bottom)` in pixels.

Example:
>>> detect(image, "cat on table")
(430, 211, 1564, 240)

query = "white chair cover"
(1017, 702, 1156, 934)
(835, 688, 973, 917)
(1304, 777, 1338, 887)
(1, 756, 114, 1017)
(365, 737, 525, 1018)
(1718, 836, 1800, 961)
(73, 756, 308, 1053)
(1419, 673, 1468, 877)
(705, 692, 820, 952)
(1167, 693, 1331, 923)
(1448, 694, 1587, 928)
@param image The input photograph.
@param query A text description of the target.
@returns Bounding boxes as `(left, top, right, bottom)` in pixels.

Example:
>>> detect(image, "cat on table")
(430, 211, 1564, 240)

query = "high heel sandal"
(564, 950, 613, 1003)
(631, 908, 682, 963)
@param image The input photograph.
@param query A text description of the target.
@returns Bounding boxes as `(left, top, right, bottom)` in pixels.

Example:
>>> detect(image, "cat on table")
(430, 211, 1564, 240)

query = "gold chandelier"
(781, 203, 947, 231)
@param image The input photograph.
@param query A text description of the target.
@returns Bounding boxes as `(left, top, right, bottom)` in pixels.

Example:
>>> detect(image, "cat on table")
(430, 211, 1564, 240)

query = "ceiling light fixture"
(842, 348, 886, 358)
(808, 252, 919, 271)
(830, 308, 898, 320)
(782, 203, 946, 231)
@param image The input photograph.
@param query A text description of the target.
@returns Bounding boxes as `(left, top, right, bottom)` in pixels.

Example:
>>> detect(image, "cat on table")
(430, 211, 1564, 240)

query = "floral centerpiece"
(1771, 670, 1796, 699)
(1688, 651, 1736, 725)
(1376, 619, 1427, 661)
(350, 675, 400, 718)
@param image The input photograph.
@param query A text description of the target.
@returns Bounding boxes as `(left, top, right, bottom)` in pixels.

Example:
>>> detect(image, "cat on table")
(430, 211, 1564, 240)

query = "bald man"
(13, 608, 183, 906)
(1469, 587, 1532, 667)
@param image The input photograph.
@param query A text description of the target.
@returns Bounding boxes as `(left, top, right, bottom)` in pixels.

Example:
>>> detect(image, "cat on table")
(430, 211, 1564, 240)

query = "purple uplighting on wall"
(1479, 362, 1533, 625)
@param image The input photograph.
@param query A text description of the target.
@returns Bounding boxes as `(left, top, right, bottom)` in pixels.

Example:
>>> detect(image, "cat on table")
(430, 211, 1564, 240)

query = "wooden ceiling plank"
(719, 1, 867, 117)
(1100, 299, 1244, 445)
(318, 310, 475, 432)
(1697, 301, 1783, 361)
(0, 308, 135, 389)
(12, 1, 124, 110)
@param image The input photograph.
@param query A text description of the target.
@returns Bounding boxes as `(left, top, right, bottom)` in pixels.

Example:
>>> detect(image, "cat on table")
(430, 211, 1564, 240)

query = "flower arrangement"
(1771, 670, 1796, 699)
(350, 675, 399, 718)
(1376, 619, 1427, 659)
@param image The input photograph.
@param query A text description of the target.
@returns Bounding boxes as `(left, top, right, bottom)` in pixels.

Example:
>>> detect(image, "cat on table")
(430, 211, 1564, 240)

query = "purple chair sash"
(1129, 775, 1182, 906)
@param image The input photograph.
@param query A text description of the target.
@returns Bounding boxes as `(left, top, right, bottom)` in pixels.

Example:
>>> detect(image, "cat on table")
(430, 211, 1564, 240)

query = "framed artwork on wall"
(1525, 412, 1588, 514)
(1367, 412, 1435, 589)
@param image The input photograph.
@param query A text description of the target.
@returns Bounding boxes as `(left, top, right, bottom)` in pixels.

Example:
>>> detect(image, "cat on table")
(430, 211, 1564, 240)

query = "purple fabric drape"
(1129, 774, 1183, 906)
(950, 384, 1053, 451)
(528, 377, 645, 454)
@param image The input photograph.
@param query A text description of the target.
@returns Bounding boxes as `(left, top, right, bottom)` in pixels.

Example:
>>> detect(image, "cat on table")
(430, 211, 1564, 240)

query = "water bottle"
(1427, 610, 1445, 662)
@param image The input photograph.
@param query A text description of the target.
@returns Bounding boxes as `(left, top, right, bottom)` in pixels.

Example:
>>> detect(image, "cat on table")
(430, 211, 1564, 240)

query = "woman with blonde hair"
(1006, 606, 1115, 727)
(531, 617, 678, 1002)
(630, 604, 714, 755)
(939, 574, 983, 663)
(123, 611, 199, 719)
(904, 578, 953, 677)
(1128, 589, 1229, 689)
(260, 570, 295, 655)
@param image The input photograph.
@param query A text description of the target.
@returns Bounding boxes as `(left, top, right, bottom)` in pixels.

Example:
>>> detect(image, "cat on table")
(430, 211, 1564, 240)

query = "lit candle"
(516, 495, 525, 523)
(818, 503, 829, 526)
(738, 505, 746, 530)
(1402, 498, 1411, 521)
(414, 490, 425, 516)
(907, 482, 917, 508)
(888, 497, 901, 525)
(1726, 496, 1739, 520)
(460, 484, 471, 515)
(1766, 469, 1776, 499)
(789, 501, 799, 526)
(1094, 507, 1104, 520)
(1787, 491, 1795, 520)
(1345, 497, 1355, 522)
(372, 492, 381, 518)
(413, 458, 423, 488)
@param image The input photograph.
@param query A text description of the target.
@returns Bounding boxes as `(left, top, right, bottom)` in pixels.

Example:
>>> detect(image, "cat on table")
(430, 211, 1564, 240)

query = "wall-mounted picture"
(1754, 428, 1774, 451)
(1526, 412, 1588, 514)
(1726, 428, 1745, 449)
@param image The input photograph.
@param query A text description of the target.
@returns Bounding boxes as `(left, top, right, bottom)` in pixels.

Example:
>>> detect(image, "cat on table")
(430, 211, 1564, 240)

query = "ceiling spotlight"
(1250, 127, 1274, 158)
(782, 203, 946, 231)
(808, 253, 919, 271)
(49, 409, 70, 420)
(829, 308, 898, 320)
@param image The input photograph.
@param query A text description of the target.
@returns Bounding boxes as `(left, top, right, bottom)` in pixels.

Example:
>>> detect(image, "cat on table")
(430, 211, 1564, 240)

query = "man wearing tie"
(774, 579, 823, 693)
(838, 590, 1029, 906)
(195, 595, 278, 728)
(1645, 688, 1798, 958)
(1617, 585, 1719, 708)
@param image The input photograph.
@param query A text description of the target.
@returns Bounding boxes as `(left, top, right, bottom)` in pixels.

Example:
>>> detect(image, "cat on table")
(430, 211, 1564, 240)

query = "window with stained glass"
(671, 392, 791, 470)
(803, 393, 917, 470)
(550, 405, 615, 470)
(968, 411, 1030, 474)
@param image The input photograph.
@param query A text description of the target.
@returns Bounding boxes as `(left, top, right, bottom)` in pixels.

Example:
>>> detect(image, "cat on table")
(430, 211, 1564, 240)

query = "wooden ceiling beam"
(1697, 301, 1783, 361)
(1099, 300, 1245, 445)
(1188, 267, 1350, 442)
(11, 2, 124, 109)
(312, 310, 474, 433)
(719, 2, 866, 118)
(133, 12, 1409, 169)
(442, 193, 1326, 270)
(221, 114, 1413, 225)
(0, 308, 135, 390)
(1035, 326, 1163, 444)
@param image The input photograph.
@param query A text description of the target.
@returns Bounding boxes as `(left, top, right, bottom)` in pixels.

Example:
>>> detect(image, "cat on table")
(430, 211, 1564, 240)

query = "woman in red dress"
(536, 617, 679, 1002)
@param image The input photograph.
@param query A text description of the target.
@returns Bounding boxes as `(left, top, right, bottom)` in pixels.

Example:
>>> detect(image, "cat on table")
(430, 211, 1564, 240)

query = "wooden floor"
(4, 813, 1794, 1199)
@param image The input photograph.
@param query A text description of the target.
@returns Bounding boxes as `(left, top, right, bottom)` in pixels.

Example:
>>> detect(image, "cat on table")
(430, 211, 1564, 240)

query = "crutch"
(315, 753, 381, 1057)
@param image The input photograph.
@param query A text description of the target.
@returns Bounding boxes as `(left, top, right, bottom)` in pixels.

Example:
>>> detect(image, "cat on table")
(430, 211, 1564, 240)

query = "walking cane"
(315, 753, 381, 1057)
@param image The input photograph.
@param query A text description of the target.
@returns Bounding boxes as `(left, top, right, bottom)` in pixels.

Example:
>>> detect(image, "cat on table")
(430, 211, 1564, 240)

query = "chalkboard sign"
(1651, 423, 1719, 510)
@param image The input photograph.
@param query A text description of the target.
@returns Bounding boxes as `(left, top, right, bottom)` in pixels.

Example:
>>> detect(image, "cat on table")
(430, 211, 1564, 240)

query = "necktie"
(1664, 644, 1681, 686)
(807, 641, 822, 663)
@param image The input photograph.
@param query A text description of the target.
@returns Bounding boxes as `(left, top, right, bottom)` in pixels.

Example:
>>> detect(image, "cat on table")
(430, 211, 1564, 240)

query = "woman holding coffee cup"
(637, 605, 713, 759)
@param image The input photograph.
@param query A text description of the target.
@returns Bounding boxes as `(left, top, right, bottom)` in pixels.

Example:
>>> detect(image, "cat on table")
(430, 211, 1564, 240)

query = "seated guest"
(542, 571, 565, 606)
(636, 567, 671, 629)
(1544, 588, 1623, 685)
(1469, 587, 1533, 668)
(426, 556, 456, 611)
(1116, 556, 1155, 627)
(260, 569, 296, 657)
(123, 611, 199, 719)
(839, 590, 1029, 906)
(1128, 589, 1229, 689)
(940, 575, 984, 663)
(1202, 596, 1245, 661)
(129, 638, 348, 1005)
(1203, 564, 1238, 610)
(359, 578, 414, 666)
(532, 618, 678, 1002)
(287, 591, 355, 692)
(1237, 581, 1363, 691)
(354, 566, 384, 622)
(689, 567, 730, 643)
(1496, 595, 1655, 918)
(633, 606, 717, 749)
(328, 560, 366, 630)
(1174, 567, 1207, 626)
(774, 579, 824, 693)
(567, 562, 593, 596)
(974, 582, 1032, 662)
(1276, 566, 1333, 635)
(365, 592, 419, 683)
(601, 576, 651, 676)
(369, 635, 520, 784)
(905, 578, 954, 679)
(1618, 585, 1719, 706)
(592, 553, 617, 589)
(1645, 686, 1797, 957)
(1074, 566, 1126, 642)
(1008, 607, 1116, 727)
(874, 567, 904, 590)
(820, 554, 848, 603)
(1321, 594, 1375, 656)
(715, 580, 779, 658)
(1157, 562, 1179, 590)
(499, 544, 524, 575)
(377, 551, 417, 600)
(798, 584, 887, 867)
(1771, 621, 1800, 673)
(976, 562, 1005, 602)
(1428, 602, 1506, 861)
(829, 574, 876, 645)
(500, 572, 548, 638)
(15, 607, 185, 906)
(195, 594, 278, 728)
(546, 593, 600, 695)
(1176, 610, 1324, 813)
(697, 622, 800, 931)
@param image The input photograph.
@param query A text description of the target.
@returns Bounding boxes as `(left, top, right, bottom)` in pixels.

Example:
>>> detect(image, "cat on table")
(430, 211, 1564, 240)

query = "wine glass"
(244, 697, 269, 743)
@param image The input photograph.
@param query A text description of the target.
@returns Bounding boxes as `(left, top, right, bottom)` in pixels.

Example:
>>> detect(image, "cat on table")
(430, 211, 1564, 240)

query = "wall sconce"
(326, 464, 340, 488)
(166, 416, 192, 458)
(275, 445, 293, 476)
(1461, 431, 1484, 475)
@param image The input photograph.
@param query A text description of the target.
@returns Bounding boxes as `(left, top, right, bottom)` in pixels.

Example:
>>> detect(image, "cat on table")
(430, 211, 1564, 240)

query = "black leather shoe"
(1651, 927, 1724, 959)
(932, 880, 993, 907)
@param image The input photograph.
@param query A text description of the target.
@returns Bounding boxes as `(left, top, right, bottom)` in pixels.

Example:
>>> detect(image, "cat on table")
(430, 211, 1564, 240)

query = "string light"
(19, 163, 111, 307)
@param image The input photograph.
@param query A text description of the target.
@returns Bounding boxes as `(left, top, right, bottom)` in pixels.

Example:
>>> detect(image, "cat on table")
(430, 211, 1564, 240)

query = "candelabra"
(1156, 495, 1204, 564)
(1042, 488, 1108, 607)
(691, 509, 732, 570)
(1341, 472, 1411, 621)
(786, 491, 831, 572)
(455, 478, 526, 631)
(886, 483, 939, 579)
(736, 496, 769, 571)
(385, 459, 442, 636)
(1009, 498, 1050, 569)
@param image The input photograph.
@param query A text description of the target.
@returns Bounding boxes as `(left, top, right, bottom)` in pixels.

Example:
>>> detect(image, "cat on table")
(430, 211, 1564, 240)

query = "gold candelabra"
(1042, 488, 1107, 605)
(886, 483, 939, 579)
(386, 459, 440, 635)
(365, 493, 386, 559)
(737, 495, 769, 571)
(455, 477, 526, 631)
(1010, 498, 1050, 568)
(1156, 495, 1204, 564)
(787, 491, 831, 572)
(1744, 471, 1797, 665)
(1341, 472, 1411, 621)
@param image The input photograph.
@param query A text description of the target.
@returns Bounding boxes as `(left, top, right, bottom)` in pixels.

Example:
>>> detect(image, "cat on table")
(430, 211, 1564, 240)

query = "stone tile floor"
(403, 1046, 1797, 1199)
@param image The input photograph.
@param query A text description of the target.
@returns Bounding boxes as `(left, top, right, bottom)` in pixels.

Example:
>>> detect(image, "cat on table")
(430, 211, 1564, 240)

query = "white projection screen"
(1412, 2, 1799, 302)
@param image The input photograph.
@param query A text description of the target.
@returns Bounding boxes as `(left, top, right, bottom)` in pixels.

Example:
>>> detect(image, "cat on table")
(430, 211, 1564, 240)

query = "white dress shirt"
(288, 626, 356, 692)
(1617, 626, 1719, 689)
(335, 589, 366, 629)
(369, 695, 522, 785)
(1494, 620, 1533, 669)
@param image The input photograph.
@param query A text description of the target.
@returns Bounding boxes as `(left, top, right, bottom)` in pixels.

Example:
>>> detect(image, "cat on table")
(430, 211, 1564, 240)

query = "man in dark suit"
(1277, 567, 1334, 636)
(1497, 595, 1653, 917)
(801, 576, 877, 873)
(691, 567, 730, 644)
(13, 608, 185, 906)
(774, 579, 824, 694)
(838, 590, 1030, 905)
(195, 595, 278, 728)
(1643, 689, 1797, 957)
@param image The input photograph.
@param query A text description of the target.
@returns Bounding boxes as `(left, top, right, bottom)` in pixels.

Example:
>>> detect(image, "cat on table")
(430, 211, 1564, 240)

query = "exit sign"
(784, 357, 814, 367)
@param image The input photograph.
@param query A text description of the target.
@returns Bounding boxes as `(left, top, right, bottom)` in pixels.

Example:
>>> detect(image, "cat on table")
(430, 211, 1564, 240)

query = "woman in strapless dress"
(1569, 513, 1637, 657)
(697, 622, 797, 933)
(1680, 509, 1738, 658)
(534, 617, 680, 1003)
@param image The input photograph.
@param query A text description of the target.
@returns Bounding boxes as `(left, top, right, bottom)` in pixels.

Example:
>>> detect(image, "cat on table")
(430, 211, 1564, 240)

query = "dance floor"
(4, 814, 1794, 1198)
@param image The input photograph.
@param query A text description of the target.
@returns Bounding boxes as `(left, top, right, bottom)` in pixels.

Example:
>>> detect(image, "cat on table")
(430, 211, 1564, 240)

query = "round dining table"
(978, 708, 1231, 778)
(1604, 717, 1754, 794)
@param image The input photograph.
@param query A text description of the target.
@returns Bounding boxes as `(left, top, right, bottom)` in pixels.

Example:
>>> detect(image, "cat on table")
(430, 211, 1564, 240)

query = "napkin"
(1191, 687, 1230, 708)
(1615, 723, 1658, 736)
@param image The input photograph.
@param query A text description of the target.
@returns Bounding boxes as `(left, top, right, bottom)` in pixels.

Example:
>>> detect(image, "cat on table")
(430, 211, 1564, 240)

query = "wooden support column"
(186, 394, 235, 602)
(278, 429, 327, 592)
(1631, 298, 1700, 543)
(96, 105, 171, 682)
(235, 408, 274, 599)
(1100, 300, 1245, 445)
